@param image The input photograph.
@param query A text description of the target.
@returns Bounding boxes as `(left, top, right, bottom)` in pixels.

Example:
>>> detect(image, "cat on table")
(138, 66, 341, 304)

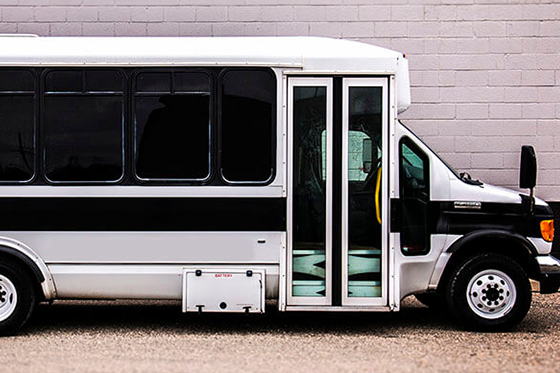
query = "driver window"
(400, 137, 430, 255)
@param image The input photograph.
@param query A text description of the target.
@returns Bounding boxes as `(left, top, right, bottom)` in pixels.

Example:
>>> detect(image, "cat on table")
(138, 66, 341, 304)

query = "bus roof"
(0, 35, 411, 113)
(0, 36, 400, 69)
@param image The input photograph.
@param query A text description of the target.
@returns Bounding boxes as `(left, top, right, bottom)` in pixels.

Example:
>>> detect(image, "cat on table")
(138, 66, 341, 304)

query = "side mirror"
(362, 138, 372, 174)
(519, 145, 537, 189)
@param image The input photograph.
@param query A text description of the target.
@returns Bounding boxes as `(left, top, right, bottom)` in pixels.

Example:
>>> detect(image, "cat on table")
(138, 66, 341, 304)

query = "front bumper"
(536, 255, 560, 294)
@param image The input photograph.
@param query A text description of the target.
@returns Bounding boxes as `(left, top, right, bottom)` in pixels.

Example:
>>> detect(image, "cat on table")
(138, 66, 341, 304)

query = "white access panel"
(182, 269, 265, 313)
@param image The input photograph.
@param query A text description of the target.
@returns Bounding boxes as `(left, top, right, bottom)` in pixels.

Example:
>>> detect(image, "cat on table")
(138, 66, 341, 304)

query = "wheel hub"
(0, 275, 17, 322)
(466, 270, 517, 320)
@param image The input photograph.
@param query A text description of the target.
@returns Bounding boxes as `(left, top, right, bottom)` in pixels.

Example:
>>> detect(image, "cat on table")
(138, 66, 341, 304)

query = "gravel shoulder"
(1, 293, 559, 373)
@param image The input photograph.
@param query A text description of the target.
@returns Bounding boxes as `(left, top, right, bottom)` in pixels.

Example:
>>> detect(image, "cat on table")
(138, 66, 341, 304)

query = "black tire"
(0, 259, 37, 336)
(446, 254, 531, 332)
(415, 293, 446, 310)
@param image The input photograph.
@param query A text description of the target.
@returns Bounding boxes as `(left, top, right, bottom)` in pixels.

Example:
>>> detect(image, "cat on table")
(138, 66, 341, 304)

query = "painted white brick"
(472, 153, 503, 168)
(99, 7, 130, 22)
(0, 22, 17, 34)
(438, 120, 472, 135)
(179, 22, 211, 36)
(391, 39, 425, 54)
(83, 0, 115, 5)
(196, 7, 227, 22)
(522, 5, 560, 21)
(440, 87, 504, 103)
(342, 22, 373, 37)
(421, 136, 455, 152)
(522, 104, 557, 120)
(489, 38, 522, 54)
(489, 104, 522, 119)
(408, 22, 439, 37)
(3, 7, 34, 22)
(419, 103, 456, 119)
(83, 22, 114, 35)
(276, 22, 309, 36)
(49, 0, 82, 5)
(326, 6, 358, 21)
(228, 6, 261, 22)
(66, 7, 98, 22)
(537, 120, 560, 136)
(131, 7, 163, 22)
(439, 152, 471, 169)
(488, 70, 522, 86)
(407, 54, 438, 70)
(506, 21, 540, 37)
(19, 0, 49, 5)
(439, 21, 473, 37)
(522, 38, 560, 54)
(147, 22, 180, 36)
(425, 5, 457, 20)
(260, 6, 294, 22)
(212, 22, 244, 36)
(34, 7, 67, 22)
(115, 22, 146, 36)
(118, 0, 178, 4)
(456, 104, 489, 119)
(504, 87, 538, 103)
(294, 6, 326, 22)
(473, 21, 505, 37)
(410, 87, 439, 103)
(455, 70, 487, 86)
(17, 22, 50, 35)
(471, 120, 536, 136)
(50, 22, 82, 35)
(243, 22, 276, 35)
(521, 71, 556, 87)
(540, 21, 560, 37)
(373, 21, 407, 37)
(356, 5, 390, 22)
(163, 7, 195, 22)
(537, 87, 560, 103)
(391, 5, 424, 21)
(310, 22, 342, 37)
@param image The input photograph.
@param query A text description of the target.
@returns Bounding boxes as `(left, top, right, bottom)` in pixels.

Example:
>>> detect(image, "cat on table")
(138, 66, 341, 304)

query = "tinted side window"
(221, 69, 276, 183)
(0, 70, 35, 182)
(134, 70, 211, 181)
(43, 69, 124, 183)
(400, 138, 430, 255)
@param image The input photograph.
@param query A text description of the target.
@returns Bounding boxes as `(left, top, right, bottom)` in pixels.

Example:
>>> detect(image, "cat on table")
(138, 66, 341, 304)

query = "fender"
(0, 236, 56, 300)
(445, 230, 537, 256)
(428, 230, 538, 290)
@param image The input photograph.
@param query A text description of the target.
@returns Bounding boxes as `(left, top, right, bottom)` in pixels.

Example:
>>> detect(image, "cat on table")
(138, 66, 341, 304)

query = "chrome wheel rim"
(0, 275, 17, 322)
(466, 269, 517, 320)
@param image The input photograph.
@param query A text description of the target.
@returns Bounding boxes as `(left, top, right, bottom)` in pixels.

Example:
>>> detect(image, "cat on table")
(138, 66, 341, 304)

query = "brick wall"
(1, 0, 559, 199)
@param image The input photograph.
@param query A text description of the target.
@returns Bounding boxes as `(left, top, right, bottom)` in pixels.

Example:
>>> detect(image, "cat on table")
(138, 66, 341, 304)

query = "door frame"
(285, 74, 393, 309)
(286, 77, 333, 306)
(341, 77, 389, 307)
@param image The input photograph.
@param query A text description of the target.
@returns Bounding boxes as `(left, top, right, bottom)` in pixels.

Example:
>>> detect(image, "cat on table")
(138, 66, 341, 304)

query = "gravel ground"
(1, 293, 559, 373)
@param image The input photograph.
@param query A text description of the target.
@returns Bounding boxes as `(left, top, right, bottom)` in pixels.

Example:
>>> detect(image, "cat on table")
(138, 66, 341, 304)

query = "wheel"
(0, 259, 37, 336)
(414, 293, 446, 310)
(447, 254, 531, 332)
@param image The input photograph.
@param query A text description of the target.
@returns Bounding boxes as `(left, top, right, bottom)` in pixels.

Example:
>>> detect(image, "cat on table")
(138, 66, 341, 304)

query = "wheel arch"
(436, 230, 539, 294)
(0, 236, 56, 300)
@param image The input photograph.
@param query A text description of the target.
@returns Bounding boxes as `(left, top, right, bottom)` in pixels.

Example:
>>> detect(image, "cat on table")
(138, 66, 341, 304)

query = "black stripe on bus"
(0, 197, 286, 231)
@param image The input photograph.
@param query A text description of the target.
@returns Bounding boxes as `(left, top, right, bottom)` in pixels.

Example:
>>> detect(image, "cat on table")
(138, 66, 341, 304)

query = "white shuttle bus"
(0, 35, 558, 334)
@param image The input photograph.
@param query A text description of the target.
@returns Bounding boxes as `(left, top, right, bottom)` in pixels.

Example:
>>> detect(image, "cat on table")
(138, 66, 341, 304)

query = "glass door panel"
(342, 78, 387, 306)
(288, 78, 332, 306)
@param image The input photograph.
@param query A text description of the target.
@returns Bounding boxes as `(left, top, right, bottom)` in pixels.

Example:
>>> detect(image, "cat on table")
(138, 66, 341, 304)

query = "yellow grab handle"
(375, 166, 382, 225)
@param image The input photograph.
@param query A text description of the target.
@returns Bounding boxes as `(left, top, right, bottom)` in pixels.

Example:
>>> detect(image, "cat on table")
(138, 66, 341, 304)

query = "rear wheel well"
(436, 235, 537, 295)
(0, 252, 44, 302)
